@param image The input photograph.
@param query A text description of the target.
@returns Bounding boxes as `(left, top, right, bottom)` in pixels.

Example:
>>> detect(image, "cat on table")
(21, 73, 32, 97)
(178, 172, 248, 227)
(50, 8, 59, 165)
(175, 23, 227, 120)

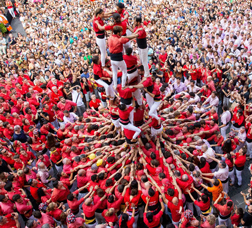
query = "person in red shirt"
(89, 94, 103, 111)
(134, 16, 149, 78)
(82, 190, 106, 227)
(51, 180, 71, 203)
(119, 205, 135, 228)
(232, 147, 246, 187)
(108, 25, 139, 88)
(123, 48, 142, 105)
(93, 8, 113, 67)
(57, 97, 77, 113)
(118, 103, 141, 142)
(92, 56, 114, 99)
(0, 213, 20, 228)
(143, 196, 165, 228)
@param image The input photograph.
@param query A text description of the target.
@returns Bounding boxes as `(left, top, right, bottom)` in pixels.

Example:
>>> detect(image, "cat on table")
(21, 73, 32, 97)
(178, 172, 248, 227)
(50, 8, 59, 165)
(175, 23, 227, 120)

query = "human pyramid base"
(0, 0, 252, 228)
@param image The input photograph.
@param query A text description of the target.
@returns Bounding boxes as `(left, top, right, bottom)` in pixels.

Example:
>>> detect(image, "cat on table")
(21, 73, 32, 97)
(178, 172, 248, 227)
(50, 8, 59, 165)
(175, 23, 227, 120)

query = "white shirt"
(63, 112, 78, 124)
(214, 166, 229, 181)
(72, 90, 84, 106)
(221, 111, 231, 125)
(238, 131, 246, 143)
(205, 96, 219, 107)
(198, 146, 215, 163)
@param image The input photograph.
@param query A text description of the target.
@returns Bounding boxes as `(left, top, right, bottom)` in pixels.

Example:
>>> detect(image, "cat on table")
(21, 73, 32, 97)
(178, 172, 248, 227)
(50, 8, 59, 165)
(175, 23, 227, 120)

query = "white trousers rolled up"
(149, 100, 161, 120)
(229, 168, 235, 184)
(146, 93, 154, 109)
(138, 47, 149, 77)
(133, 89, 142, 105)
(236, 169, 243, 186)
(111, 60, 127, 88)
(96, 37, 106, 67)
(221, 124, 229, 140)
(120, 123, 141, 139)
(95, 79, 114, 98)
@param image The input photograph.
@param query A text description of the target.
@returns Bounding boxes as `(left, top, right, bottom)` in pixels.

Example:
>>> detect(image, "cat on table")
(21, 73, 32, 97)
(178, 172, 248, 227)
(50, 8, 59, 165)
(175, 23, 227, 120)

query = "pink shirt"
(0, 200, 14, 214)
(25, 171, 37, 182)
(39, 212, 55, 226)
(63, 164, 72, 175)
(68, 217, 85, 228)
(15, 199, 32, 215)
(57, 100, 77, 111)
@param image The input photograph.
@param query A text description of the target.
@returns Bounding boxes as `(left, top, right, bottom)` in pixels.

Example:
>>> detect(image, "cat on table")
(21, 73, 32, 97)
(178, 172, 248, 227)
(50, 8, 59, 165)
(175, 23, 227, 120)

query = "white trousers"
(123, 29, 132, 53)
(127, 72, 142, 105)
(236, 168, 243, 186)
(229, 168, 235, 184)
(247, 141, 252, 158)
(95, 79, 115, 98)
(218, 217, 231, 228)
(221, 124, 229, 140)
(8, 7, 15, 18)
(149, 100, 161, 120)
(146, 93, 154, 109)
(222, 181, 229, 194)
(138, 47, 149, 77)
(120, 123, 141, 139)
(127, 69, 139, 83)
(96, 37, 106, 67)
(111, 119, 120, 128)
(111, 60, 127, 88)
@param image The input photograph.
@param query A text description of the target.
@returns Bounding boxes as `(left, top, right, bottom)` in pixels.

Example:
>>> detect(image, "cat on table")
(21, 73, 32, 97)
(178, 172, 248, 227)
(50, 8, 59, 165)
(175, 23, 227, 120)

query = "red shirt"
(93, 16, 104, 34)
(143, 210, 163, 228)
(105, 21, 127, 35)
(51, 183, 70, 202)
(124, 188, 142, 211)
(1, 214, 18, 228)
(108, 35, 129, 54)
(57, 100, 77, 111)
(119, 216, 135, 228)
(89, 99, 101, 109)
(119, 106, 134, 123)
(168, 199, 183, 222)
(235, 153, 246, 168)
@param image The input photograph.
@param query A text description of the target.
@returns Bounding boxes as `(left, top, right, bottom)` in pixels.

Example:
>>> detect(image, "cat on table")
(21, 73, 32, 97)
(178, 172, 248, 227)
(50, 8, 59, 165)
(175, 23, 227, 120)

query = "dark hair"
(92, 55, 99, 64)
(120, 213, 129, 228)
(113, 25, 123, 35)
(136, 16, 142, 23)
(148, 188, 155, 197)
(126, 47, 133, 55)
(146, 212, 153, 223)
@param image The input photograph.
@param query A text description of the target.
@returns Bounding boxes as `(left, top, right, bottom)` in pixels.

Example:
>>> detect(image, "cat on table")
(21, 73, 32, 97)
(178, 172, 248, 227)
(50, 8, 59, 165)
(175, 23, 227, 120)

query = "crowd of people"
(0, 0, 252, 228)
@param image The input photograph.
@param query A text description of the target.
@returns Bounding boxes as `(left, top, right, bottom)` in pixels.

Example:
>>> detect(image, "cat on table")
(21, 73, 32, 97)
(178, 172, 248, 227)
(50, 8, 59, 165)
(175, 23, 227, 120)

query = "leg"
(229, 169, 235, 185)
(236, 169, 243, 186)
(139, 47, 150, 77)
(96, 38, 106, 67)
(111, 60, 119, 88)
(145, 93, 154, 109)
(96, 79, 110, 97)
(107, 83, 115, 98)
(221, 125, 228, 140)
(120, 123, 141, 139)
(118, 60, 128, 88)
(149, 101, 161, 120)
(133, 89, 142, 105)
